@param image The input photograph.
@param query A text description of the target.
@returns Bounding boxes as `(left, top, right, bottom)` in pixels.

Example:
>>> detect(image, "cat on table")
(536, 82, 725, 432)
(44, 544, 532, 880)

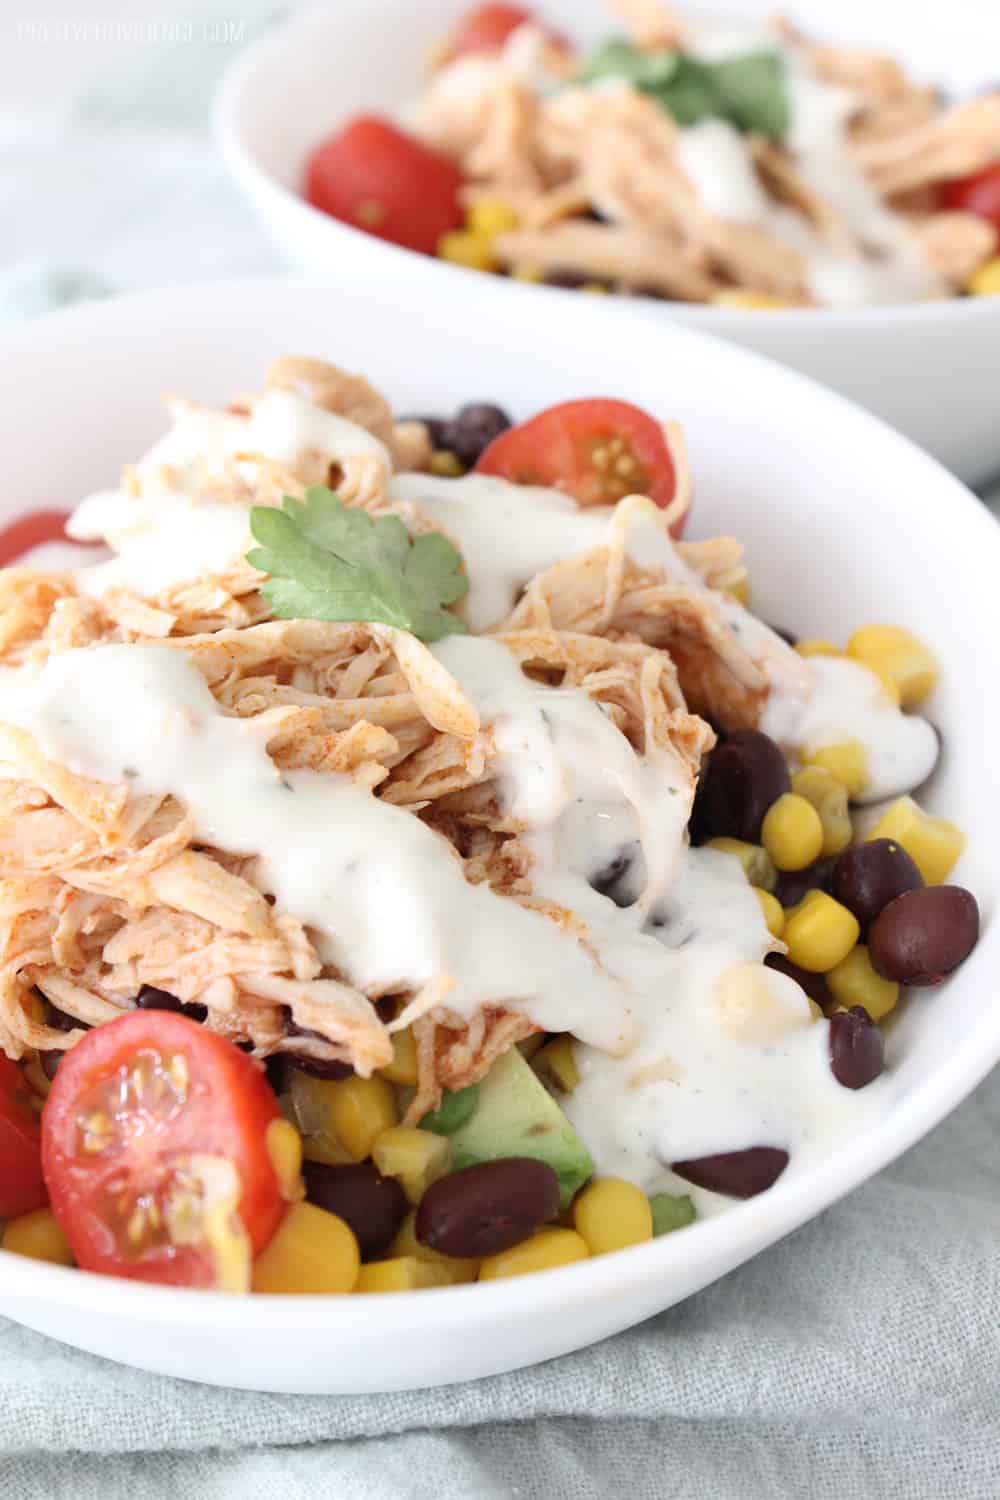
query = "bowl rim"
(212, 1, 1000, 332)
(0, 272, 998, 1332)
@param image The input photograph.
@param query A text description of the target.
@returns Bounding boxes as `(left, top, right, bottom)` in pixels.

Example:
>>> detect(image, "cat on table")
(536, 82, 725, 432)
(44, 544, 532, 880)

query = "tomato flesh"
(42, 1012, 284, 1289)
(447, 3, 535, 56)
(942, 163, 1000, 235)
(474, 397, 683, 532)
(0, 1055, 47, 1220)
(0, 510, 102, 569)
(305, 115, 465, 256)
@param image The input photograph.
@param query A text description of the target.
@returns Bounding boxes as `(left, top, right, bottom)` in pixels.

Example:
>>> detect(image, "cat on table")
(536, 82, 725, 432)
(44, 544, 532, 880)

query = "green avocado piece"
(446, 1046, 594, 1209)
(650, 1193, 696, 1236)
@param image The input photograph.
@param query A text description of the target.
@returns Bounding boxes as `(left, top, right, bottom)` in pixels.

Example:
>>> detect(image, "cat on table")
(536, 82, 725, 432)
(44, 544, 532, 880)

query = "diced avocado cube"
(650, 1192, 696, 1236)
(445, 1046, 593, 1209)
(420, 1084, 480, 1136)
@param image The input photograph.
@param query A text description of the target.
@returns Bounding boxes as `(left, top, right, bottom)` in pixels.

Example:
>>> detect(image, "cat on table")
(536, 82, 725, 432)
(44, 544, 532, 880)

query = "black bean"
(543, 267, 596, 289)
(671, 1146, 789, 1199)
(590, 843, 639, 908)
(399, 414, 450, 450)
(136, 985, 206, 1023)
(773, 856, 836, 911)
(416, 1158, 560, 1258)
(303, 1161, 407, 1260)
(446, 403, 512, 467)
(829, 1006, 884, 1090)
(831, 840, 923, 933)
(764, 952, 832, 1012)
(700, 730, 791, 843)
(869, 885, 979, 987)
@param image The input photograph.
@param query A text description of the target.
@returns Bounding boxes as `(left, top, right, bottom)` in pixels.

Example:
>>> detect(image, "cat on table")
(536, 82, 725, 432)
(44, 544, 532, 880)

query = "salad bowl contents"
(0, 351, 978, 1299)
(214, 1, 1000, 482)
(0, 275, 994, 1393)
(304, 1, 1000, 310)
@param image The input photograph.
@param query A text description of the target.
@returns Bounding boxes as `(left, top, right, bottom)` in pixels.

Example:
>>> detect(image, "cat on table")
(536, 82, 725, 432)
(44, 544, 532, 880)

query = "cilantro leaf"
(578, 40, 789, 139)
(247, 487, 468, 643)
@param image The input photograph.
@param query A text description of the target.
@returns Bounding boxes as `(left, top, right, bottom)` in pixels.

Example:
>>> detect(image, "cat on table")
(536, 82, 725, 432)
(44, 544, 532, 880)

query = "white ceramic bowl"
(0, 274, 997, 1394)
(213, 0, 1000, 487)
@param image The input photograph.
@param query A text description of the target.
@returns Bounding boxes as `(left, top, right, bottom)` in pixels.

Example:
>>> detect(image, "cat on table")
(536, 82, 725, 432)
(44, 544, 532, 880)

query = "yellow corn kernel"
(512, 262, 542, 282)
(726, 576, 751, 608)
(792, 765, 853, 855)
(712, 289, 789, 309)
(265, 1117, 304, 1202)
(251, 1202, 359, 1295)
(859, 659, 902, 707)
(783, 890, 860, 973)
(826, 945, 899, 1022)
(372, 1126, 452, 1205)
(428, 449, 464, 477)
(705, 837, 777, 891)
(380, 1027, 419, 1086)
(437, 230, 496, 271)
(572, 1178, 653, 1256)
(581, 282, 610, 294)
(467, 196, 519, 236)
(355, 1256, 449, 1293)
(1, 1208, 72, 1266)
(847, 625, 939, 709)
(388, 1211, 478, 1283)
(479, 1227, 589, 1281)
(865, 796, 965, 885)
(761, 793, 824, 872)
(801, 740, 868, 800)
(517, 1033, 546, 1061)
(753, 886, 785, 938)
(532, 1035, 579, 1094)
(795, 639, 840, 658)
(967, 256, 1000, 297)
(329, 1074, 398, 1161)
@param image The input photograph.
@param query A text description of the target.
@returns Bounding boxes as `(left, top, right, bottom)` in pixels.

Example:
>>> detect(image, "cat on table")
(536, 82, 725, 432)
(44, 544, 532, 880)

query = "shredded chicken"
(0, 361, 736, 1118)
(410, 4, 1000, 304)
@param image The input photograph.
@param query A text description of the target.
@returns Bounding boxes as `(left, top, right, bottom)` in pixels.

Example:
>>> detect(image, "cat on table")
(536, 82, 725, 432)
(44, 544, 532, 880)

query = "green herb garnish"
(247, 487, 468, 643)
(580, 41, 789, 138)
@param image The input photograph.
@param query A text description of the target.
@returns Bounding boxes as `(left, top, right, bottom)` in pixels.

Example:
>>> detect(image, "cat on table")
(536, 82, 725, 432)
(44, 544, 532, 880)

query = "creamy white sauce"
(434, 634, 691, 912)
(0, 634, 895, 1194)
(763, 654, 939, 803)
(66, 390, 389, 597)
(68, 490, 251, 597)
(671, 26, 942, 307)
(0, 642, 643, 1054)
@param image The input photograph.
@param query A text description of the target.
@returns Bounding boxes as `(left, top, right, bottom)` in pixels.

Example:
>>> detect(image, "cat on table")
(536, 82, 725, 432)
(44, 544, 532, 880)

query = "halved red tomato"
(0, 509, 100, 569)
(305, 116, 464, 256)
(942, 163, 1000, 235)
(0, 1054, 47, 1220)
(42, 1012, 285, 1289)
(474, 397, 683, 532)
(446, 4, 536, 56)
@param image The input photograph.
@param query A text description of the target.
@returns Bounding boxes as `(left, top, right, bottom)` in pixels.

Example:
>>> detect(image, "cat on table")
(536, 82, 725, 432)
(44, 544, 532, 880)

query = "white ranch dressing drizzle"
(66, 390, 389, 597)
(0, 636, 888, 1190)
(763, 654, 939, 803)
(433, 634, 692, 912)
(673, 25, 943, 307)
(0, 642, 637, 1054)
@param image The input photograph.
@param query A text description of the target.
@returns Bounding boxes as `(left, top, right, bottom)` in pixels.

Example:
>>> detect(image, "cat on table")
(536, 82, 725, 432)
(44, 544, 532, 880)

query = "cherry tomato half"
(0, 1054, 47, 1220)
(942, 163, 1000, 235)
(305, 115, 464, 256)
(446, 3, 535, 56)
(474, 397, 682, 531)
(0, 510, 100, 569)
(42, 1012, 285, 1289)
